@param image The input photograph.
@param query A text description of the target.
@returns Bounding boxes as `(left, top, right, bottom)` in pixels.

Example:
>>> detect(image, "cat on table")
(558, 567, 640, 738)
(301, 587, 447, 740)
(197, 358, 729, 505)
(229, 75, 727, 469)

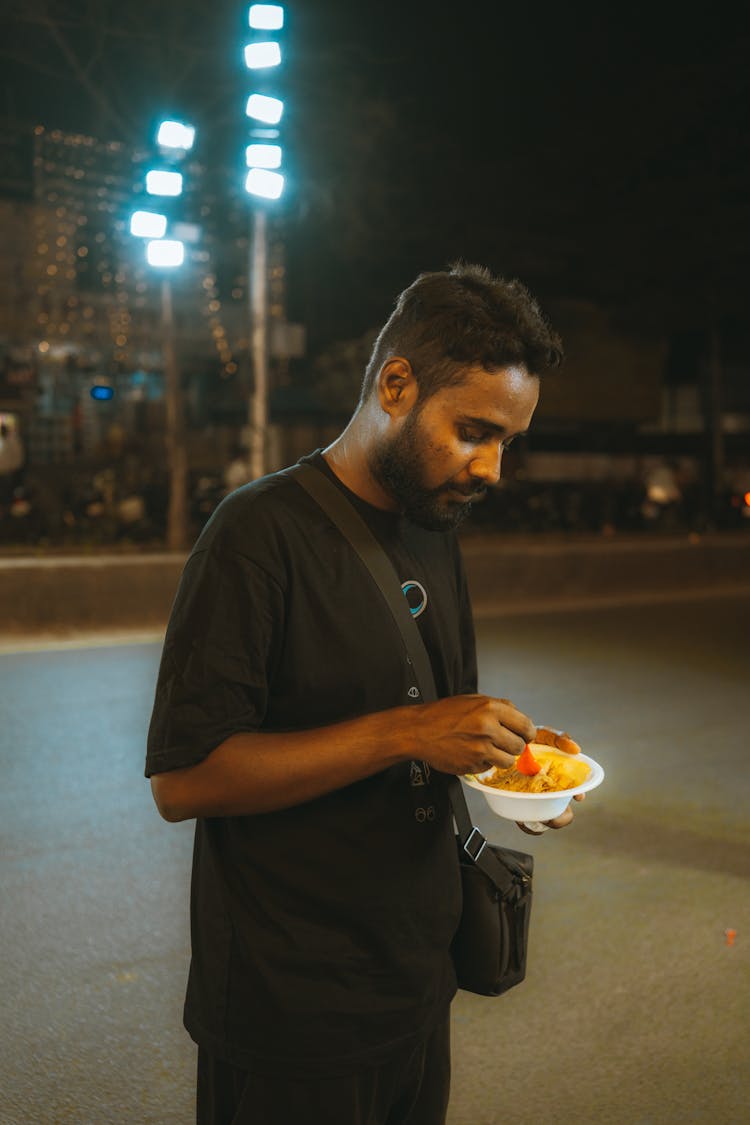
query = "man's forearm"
(150, 706, 417, 821)
(150, 693, 537, 822)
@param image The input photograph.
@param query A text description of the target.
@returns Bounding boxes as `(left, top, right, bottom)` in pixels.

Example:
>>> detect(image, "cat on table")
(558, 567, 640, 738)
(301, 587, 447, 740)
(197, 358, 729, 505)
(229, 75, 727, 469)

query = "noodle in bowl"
(463, 748, 605, 822)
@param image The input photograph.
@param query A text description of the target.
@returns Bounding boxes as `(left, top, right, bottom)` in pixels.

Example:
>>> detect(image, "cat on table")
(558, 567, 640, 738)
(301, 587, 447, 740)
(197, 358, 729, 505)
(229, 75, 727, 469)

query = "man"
(146, 262, 575, 1124)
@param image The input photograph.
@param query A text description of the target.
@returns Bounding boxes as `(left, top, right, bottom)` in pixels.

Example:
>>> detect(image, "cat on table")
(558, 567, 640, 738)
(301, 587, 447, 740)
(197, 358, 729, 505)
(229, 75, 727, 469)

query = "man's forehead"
(446, 363, 536, 401)
(423, 364, 538, 429)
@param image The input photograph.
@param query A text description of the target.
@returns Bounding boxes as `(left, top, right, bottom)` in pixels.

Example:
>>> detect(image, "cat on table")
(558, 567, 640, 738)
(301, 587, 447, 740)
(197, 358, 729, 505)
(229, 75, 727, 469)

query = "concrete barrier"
(1, 533, 748, 636)
(461, 532, 750, 613)
(0, 552, 186, 634)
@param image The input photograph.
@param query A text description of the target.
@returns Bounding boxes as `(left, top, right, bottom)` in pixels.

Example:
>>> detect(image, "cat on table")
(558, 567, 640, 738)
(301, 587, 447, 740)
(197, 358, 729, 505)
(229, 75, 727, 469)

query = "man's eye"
(459, 428, 485, 444)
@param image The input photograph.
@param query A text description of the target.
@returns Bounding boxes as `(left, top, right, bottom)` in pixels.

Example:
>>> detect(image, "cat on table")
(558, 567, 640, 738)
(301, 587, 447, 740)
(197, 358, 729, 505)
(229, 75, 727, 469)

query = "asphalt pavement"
(1, 592, 748, 1124)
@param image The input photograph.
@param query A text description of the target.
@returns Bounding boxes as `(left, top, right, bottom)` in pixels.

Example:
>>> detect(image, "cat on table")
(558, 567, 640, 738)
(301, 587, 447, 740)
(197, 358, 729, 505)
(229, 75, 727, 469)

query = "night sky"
(3, 1, 749, 351)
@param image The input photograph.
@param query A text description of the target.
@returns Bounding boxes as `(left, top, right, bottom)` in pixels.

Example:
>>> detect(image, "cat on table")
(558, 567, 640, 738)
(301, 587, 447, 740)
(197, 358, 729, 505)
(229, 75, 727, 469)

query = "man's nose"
(469, 444, 503, 485)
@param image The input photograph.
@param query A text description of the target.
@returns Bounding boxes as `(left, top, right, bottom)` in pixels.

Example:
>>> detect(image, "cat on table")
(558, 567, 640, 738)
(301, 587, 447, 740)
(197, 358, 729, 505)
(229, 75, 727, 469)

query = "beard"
(368, 410, 487, 532)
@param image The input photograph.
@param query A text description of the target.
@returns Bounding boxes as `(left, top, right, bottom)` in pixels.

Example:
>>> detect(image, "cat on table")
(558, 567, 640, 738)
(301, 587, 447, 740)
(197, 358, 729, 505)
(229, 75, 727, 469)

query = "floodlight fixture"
(245, 93, 283, 125)
(245, 167, 284, 200)
(157, 120, 196, 151)
(249, 4, 284, 30)
(130, 210, 168, 238)
(145, 169, 183, 196)
(246, 143, 282, 169)
(146, 239, 185, 267)
(244, 42, 281, 69)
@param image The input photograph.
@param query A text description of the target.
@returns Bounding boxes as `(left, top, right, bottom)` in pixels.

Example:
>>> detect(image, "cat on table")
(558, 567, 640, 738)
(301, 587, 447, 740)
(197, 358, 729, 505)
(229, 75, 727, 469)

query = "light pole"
(249, 207, 269, 482)
(129, 120, 195, 550)
(157, 267, 187, 551)
(243, 4, 286, 481)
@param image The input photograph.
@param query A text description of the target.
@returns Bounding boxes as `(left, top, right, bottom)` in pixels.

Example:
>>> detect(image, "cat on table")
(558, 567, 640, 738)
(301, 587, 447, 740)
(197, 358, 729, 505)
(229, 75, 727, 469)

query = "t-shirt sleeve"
(145, 544, 284, 776)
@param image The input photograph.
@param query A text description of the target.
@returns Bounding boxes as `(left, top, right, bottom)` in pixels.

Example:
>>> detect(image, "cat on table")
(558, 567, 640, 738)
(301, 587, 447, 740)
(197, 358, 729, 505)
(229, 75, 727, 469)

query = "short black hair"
(359, 261, 563, 405)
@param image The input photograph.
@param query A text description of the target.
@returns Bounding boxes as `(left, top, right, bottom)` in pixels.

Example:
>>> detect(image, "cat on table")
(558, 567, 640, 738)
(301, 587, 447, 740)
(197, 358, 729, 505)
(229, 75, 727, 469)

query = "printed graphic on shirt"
(401, 579, 428, 618)
(409, 760, 431, 787)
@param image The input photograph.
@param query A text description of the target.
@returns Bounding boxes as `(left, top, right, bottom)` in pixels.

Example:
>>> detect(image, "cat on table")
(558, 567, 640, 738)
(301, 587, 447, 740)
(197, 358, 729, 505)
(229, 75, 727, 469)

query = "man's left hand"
(516, 793, 585, 835)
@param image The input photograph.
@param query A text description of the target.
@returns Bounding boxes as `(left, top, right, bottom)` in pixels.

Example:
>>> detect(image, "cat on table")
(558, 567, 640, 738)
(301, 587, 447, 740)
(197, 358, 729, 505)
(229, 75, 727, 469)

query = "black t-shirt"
(146, 451, 478, 1076)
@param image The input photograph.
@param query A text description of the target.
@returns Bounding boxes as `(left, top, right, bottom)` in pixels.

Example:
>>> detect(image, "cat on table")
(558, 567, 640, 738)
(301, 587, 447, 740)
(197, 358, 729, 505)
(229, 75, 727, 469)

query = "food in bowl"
(464, 745, 604, 822)
(477, 743, 591, 794)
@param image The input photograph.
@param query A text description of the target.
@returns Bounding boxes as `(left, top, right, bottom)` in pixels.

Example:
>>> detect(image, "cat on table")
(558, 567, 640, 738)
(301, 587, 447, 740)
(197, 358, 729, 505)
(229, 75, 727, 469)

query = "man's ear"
(377, 357, 418, 418)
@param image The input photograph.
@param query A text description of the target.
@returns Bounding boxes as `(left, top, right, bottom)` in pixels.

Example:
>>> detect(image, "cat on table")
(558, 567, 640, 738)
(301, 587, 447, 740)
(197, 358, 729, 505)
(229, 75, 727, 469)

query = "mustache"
(443, 482, 488, 501)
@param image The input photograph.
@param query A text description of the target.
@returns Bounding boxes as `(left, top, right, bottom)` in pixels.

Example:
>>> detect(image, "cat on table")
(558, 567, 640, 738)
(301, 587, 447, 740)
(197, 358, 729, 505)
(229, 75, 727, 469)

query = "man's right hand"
(149, 693, 536, 822)
(408, 694, 537, 777)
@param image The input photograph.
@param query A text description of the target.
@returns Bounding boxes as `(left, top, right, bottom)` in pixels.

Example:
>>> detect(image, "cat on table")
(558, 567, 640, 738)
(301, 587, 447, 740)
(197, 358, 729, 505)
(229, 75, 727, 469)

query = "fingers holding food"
(491, 698, 536, 750)
(414, 695, 529, 775)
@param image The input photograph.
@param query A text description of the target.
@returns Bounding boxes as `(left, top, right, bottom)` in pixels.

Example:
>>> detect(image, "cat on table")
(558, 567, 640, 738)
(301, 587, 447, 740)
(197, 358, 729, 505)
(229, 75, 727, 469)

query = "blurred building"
(0, 119, 747, 541)
(0, 121, 294, 482)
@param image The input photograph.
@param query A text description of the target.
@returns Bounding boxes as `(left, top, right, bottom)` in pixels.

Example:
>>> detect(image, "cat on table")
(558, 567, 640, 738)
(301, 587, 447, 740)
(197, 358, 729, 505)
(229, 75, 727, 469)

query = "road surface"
(1, 592, 748, 1123)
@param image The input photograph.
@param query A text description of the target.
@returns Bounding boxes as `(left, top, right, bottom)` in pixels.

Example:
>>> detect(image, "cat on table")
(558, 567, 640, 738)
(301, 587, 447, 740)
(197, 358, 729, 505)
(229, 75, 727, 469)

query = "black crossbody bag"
(291, 462, 534, 997)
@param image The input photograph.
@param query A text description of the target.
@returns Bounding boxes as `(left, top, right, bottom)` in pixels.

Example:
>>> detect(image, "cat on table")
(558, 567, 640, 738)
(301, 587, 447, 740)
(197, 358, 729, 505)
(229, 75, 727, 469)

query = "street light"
(145, 169, 183, 196)
(243, 2, 285, 480)
(244, 42, 281, 68)
(157, 120, 196, 150)
(155, 118, 196, 152)
(245, 93, 284, 124)
(245, 167, 284, 200)
(249, 3, 284, 31)
(129, 118, 196, 550)
(129, 210, 168, 239)
(146, 239, 185, 268)
(245, 143, 282, 168)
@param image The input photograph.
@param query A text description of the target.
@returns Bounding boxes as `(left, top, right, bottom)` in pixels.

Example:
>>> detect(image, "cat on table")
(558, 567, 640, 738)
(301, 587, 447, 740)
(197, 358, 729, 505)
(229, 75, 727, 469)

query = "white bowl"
(463, 750, 605, 823)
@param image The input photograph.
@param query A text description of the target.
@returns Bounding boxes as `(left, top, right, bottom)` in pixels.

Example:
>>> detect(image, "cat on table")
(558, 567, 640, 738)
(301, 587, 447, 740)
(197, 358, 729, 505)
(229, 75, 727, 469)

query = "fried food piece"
(534, 726, 581, 755)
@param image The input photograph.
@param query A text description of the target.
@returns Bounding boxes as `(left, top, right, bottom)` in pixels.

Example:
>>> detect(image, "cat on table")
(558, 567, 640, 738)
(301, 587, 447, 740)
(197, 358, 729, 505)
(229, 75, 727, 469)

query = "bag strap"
(290, 461, 526, 893)
(290, 462, 436, 699)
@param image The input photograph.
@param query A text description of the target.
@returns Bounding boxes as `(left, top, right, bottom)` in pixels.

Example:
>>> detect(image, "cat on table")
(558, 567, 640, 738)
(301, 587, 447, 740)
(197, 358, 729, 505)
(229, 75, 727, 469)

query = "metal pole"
(249, 207, 268, 480)
(707, 326, 725, 529)
(161, 277, 189, 549)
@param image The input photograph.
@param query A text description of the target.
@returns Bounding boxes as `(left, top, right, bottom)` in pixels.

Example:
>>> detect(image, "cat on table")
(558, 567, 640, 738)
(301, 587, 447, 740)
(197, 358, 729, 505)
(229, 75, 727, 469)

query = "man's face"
(369, 364, 540, 531)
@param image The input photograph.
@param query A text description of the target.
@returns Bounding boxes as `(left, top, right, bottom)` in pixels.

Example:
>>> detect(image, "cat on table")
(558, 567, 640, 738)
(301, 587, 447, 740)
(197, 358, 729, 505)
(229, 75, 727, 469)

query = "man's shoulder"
(193, 458, 322, 556)
(223, 462, 307, 508)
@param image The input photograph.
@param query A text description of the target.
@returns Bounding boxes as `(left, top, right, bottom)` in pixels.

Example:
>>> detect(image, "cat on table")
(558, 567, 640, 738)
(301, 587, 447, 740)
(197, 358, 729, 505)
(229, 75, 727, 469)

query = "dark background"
(1, 1, 748, 546)
(2, 0, 748, 351)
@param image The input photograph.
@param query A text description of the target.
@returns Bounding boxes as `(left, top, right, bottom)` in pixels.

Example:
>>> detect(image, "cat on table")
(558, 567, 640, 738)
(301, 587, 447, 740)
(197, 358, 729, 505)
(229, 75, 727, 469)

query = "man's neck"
(322, 418, 399, 513)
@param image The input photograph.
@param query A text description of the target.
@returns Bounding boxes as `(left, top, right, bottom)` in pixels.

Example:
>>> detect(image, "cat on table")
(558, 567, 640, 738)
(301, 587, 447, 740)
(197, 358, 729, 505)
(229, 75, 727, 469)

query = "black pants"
(196, 1016, 451, 1125)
